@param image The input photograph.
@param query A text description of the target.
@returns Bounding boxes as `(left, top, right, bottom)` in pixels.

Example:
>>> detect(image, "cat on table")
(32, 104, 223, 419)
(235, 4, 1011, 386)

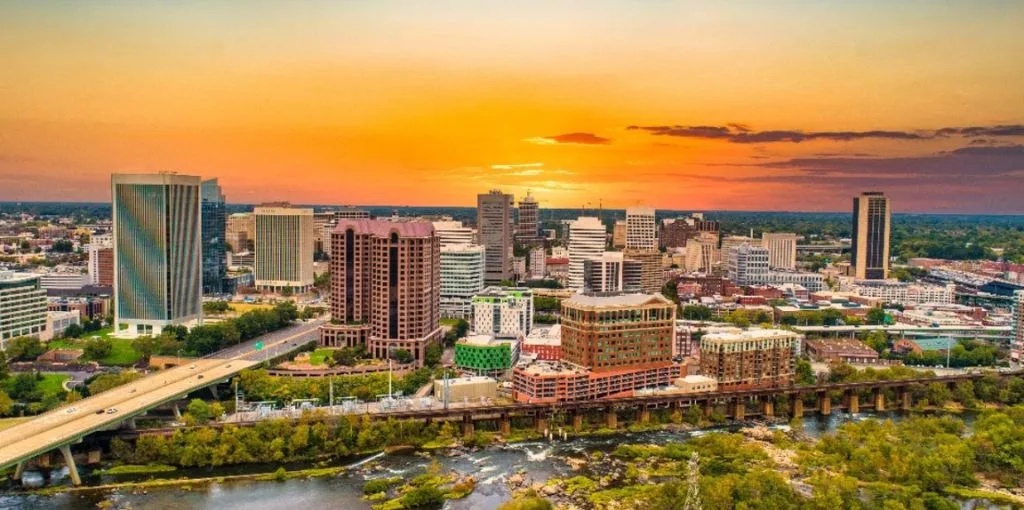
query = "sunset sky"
(1, 1, 1023, 213)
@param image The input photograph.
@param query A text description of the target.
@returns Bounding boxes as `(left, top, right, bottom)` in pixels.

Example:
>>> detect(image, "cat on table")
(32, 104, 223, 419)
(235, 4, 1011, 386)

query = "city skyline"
(2, 2, 1024, 213)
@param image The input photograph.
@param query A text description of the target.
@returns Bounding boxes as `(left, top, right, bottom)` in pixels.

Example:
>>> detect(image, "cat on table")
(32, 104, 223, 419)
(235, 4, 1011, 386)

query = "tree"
(62, 323, 84, 339)
(87, 371, 141, 395)
(6, 336, 44, 361)
(83, 337, 113, 360)
(401, 485, 444, 508)
(0, 350, 8, 380)
(203, 300, 231, 315)
(866, 307, 887, 326)
(51, 239, 74, 253)
(661, 280, 679, 304)
(9, 372, 41, 401)
(392, 349, 414, 364)
(681, 305, 713, 321)
(795, 358, 816, 385)
(0, 390, 13, 416)
(424, 343, 442, 367)
(314, 270, 331, 291)
(186, 398, 212, 424)
(333, 348, 358, 367)
(280, 286, 294, 297)
(864, 330, 888, 353)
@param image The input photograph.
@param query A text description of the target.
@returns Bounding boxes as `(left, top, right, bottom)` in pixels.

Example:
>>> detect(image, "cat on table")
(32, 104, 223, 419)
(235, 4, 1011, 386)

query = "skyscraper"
(200, 179, 226, 295)
(626, 206, 657, 250)
(761, 232, 797, 270)
(567, 216, 606, 290)
(852, 192, 891, 280)
(225, 212, 255, 252)
(583, 252, 642, 293)
(432, 220, 476, 247)
(440, 243, 486, 319)
(477, 190, 514, 283)
(254, 204, 315, 293)
(320, 219, 442, 365)
(516, 192, 540, 243)
(112, 173, 202, 336)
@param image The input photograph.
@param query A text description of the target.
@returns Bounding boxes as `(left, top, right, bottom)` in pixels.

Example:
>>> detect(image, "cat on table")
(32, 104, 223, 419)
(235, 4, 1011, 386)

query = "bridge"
(0, 319, 323, 484)
(796, 243, 848, 254)
(132, 370, 1022, 442)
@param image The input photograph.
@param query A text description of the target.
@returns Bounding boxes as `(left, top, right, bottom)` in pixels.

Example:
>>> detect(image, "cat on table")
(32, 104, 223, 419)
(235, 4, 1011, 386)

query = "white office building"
(432, 220, 476, 247)
(472, 286, 534, 338)
(254, 205, 315, 293)
(528, 246, 546, 279)
(728, 244, 769, 286)
(568, 216, 606, 290)
(761, 232, 797, 270)
(440, 244, 486, 319)
(626, 206, 657, 250)
(0, 271, 48, 349)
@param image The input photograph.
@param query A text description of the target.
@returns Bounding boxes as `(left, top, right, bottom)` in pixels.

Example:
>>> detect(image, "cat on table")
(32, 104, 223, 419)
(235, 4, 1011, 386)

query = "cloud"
(526, 132, 610, 145)
(627, 123, 1024, 144)
(757, 144, 1024, 178)
(491, 162, 544, 170)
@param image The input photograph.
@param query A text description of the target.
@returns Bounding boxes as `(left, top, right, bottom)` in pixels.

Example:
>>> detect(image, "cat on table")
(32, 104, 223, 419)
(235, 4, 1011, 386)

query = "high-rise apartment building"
(440, 243, 485, 319)
(200, 179, 226, 295)
(87, 233, 114, 287)
(432, 220, 476, 247)
(700, 328, 800, 390)
(320, 219, 441, 365)
(112, 173, 202, 336)
(852, 192, 891, 279)
(622, 248, 663, 293)
(472, 286, 534, 338)
(561, 293, 675, 372)
(728, 244, 769, 286)
(528, 246, 546, 279)
(761, 232, 797, 270)
(253, 205, 314, 293)
(683, 233, 719, 272)
(516, 192, 541, 243)
(0, 271, 47, 350)
(477, 190, 514, 283)
(612, 220, 627, 248)
(568, 216, 606, 290)
(225, 213, 254, 252)
(1012, 290, 1024, 362)
(626, 206, 657, 250)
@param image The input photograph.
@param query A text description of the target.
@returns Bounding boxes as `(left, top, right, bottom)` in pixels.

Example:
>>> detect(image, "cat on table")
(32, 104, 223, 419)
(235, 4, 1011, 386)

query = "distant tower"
(200, 179, 226, 295)
(112, 173, 202, 336)
(625, 206, 657, 250)
(477, 190, 514, 283)
(567, 216, 606, 290)
(516, 192, 540, 244)
(852, 192, 891, 279)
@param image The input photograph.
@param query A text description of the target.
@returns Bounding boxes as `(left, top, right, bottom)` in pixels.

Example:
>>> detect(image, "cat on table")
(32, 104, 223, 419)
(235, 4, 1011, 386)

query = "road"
(0, 319, 323, 473)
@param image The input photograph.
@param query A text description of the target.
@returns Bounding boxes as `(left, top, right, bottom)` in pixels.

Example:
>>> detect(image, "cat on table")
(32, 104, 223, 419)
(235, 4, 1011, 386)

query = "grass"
(45, 327, 142, 367)
(307, 348, 337, 366)
(97, 464, 178, 475)
(229, 302, 275, 314)
(440, 318, 461, 327)
(0, 417, 30, 431)
(36, 373, 70, 395)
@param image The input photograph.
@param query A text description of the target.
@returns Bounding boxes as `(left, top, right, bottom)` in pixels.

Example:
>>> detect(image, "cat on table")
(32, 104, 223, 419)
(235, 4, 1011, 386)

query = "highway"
(0, 319, 323, 474)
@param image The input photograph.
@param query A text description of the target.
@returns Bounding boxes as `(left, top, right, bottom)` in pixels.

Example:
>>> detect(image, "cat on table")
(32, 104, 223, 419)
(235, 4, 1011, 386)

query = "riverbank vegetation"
(237, 367, 452, 404)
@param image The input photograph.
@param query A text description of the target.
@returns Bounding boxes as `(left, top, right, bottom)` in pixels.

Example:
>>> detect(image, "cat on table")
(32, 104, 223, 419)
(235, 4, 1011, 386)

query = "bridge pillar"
(874, 390, 886, 411)
(792, 397, 804, 417)
(639, 408, 651, 425)
(762, 399, 774, 418)
(572, 412, 583, 432)
(58, 445, 81, 486)
(702, 400, 713, 417)
(13, 461, 24, 481)
(126, 418, 137, 430)
(605, 409, 617, 429)
(87, 449, 102, 465)
(173, 403, 182, 420)
(38, 453, 51, 469)
(733, 400, 745, 421)
(900, 389, 911, 410)
(818, 392, 831, 416)
(209, 385, 220, 400)
(500, 415, 511, 436)
(536, 415, 549, 434)
(848, 392, 859, 414)
(462, 417, 475, 440)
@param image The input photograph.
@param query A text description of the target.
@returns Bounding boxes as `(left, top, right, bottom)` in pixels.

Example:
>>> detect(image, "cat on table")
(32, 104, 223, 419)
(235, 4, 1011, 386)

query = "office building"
(440, 243, 485, 319)
(660, 214, 719, 249)
(700, 328, 800, 390)
(200, 179, 226, 295)
(320, 219, 441, 366)
(612, 220, 627, 249)
(1012, 290, 1024, 362)
(683, 233, 719, 272)
(0, 271, 48, 349)
(455, 334, 520, 376)
(728, 244, 769, 286)
(37, 272, 87, 291)
(432, 220, 476, 247)
(87, 235, 114, 287)
(226, 213, 255, 252)
(567, 216, 606, 290)
(332, 207, 370, 220)
(472, 286, 534, 338)
(477, 190, 514, 283)
(528, 246, 546, 279)
(625, 206, 657, 250)
(583, 252, 641, 293)
(312, 212, 337, 256)
(112, 173, 202, 336)
(852, 192, 891, 279)
(254, 204, 315, 293)
(561, 293, 675, 372)
(721, 235, 755, 258)
(761, 232, 797, 270)
(516, 192, 541, 243)
(623, 248, 663, 294)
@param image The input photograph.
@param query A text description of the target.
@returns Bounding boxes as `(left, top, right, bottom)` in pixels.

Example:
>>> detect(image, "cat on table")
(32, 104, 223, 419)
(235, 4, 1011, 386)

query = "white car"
(106, 408, 118, 414)
(65, 407, 78, 415)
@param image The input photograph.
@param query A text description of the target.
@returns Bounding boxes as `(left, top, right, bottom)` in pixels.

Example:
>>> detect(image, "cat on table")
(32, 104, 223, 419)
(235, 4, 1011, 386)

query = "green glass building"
(455, 334, 519, 375)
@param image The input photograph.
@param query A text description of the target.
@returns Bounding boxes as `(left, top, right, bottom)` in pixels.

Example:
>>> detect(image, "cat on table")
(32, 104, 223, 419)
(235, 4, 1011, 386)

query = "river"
(0, 411, 998, 509)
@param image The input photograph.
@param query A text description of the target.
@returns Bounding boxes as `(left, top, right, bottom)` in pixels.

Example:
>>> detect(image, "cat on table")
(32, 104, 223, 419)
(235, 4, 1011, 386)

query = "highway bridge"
(792, 324, 1011, 340)
(0, 319, 322, 484)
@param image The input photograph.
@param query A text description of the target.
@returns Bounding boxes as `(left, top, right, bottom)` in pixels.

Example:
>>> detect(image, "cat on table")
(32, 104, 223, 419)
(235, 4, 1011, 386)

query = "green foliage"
(86, 371, 142, 396)
(363, 476, 402, 495)
(866, 307, 887, 325)
(0, 390, 13, 416)
(522, 279, 563, 289)
(185, 399, 212, 424)
(424, 343, 442, 367)
(680, 305, 713, 321)
(0, 350, 8, 380)
(202, 300, 232, 315)
(661, 280, 679, 304)
(185, 302, 297, 356)
(50, 239, 74, 252)
(442, 319, 470, 347)
(533, 296, 561, 313)
(498, 492, 553, 510)
(795, 358, 817, 385)
(534, 313, 558, 324)
(237, 368, 439, 404)
(314, 270, 331, 291)
(62, 323, 84, 339)
(83, 337, 113, 360)
(898, 339, 1002, 368)
(6, 336, 44, 361)
(392, 349, 414, 364)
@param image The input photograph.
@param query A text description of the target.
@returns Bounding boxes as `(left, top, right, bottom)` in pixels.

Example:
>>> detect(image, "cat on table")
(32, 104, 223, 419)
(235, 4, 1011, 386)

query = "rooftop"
(702, 327, 800, 342)
(565, 292, 671, 308)
(334, 218, 435, 238)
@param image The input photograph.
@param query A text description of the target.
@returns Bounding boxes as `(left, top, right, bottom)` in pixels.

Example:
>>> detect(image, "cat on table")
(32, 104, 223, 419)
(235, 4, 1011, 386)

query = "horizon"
(2, 2, 1023, 213)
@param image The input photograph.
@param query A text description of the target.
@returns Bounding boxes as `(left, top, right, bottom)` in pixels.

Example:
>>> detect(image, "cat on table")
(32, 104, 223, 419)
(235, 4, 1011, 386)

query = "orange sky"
(1, 2, 1023, 212)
